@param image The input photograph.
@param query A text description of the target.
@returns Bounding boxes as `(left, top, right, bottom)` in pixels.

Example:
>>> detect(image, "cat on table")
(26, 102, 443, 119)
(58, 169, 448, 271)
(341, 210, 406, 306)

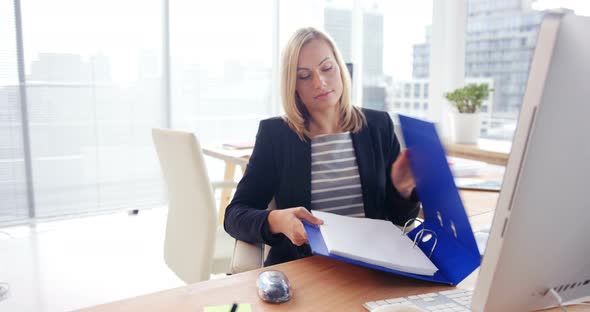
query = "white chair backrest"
(152, 128, 217, 284)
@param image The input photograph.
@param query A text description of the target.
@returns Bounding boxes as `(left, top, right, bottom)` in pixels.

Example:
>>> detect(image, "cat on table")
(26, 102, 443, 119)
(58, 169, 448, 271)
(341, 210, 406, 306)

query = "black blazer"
(224, 108, 420, 266)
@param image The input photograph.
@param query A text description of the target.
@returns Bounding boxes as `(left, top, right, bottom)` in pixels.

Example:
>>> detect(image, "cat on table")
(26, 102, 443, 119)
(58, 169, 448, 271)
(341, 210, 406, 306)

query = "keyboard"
(363, 288, 473, 312)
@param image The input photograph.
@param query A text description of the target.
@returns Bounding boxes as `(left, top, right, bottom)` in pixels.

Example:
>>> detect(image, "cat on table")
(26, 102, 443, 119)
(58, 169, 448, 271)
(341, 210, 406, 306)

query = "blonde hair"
(280, 27, 365, 141)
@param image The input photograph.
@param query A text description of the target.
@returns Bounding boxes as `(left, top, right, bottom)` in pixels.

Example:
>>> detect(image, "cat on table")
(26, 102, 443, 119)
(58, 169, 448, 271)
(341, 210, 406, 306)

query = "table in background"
(444, 138, 511, 166)
(202, 145, 252, 224)
(203, 140, 506, 225)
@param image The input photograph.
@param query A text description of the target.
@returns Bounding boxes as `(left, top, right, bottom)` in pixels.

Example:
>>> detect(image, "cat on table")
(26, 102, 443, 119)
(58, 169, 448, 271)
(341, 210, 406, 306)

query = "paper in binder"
(311, 210, 438, 276)
(304, 115, 481, 285)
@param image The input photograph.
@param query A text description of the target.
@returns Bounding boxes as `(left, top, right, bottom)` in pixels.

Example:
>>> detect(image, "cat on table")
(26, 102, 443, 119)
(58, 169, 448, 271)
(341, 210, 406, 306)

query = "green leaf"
(444, 83, 493, 114)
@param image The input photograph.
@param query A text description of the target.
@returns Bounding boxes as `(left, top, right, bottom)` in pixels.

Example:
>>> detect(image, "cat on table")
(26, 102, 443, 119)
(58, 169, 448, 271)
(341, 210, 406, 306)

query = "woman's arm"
(223, 120, 282, 245)
(224, 120, 324, 246)
(383, 114, 421, 225)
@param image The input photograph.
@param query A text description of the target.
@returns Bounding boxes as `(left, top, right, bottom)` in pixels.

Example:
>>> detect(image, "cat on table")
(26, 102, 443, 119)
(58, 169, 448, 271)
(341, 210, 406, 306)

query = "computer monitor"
(471, 13, 590, 311)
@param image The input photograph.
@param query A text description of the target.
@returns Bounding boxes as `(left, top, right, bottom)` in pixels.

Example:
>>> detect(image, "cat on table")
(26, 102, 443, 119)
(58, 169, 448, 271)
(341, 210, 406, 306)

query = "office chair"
(152, 128, 234, 284)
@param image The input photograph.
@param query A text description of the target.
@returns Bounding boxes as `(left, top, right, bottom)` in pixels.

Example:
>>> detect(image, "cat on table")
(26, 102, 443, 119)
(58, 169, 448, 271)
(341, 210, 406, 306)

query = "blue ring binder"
(304, 115, 481, 285)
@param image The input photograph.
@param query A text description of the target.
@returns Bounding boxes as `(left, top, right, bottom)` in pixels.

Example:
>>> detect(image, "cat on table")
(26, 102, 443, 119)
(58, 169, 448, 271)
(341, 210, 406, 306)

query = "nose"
(311, 71, 326, 89)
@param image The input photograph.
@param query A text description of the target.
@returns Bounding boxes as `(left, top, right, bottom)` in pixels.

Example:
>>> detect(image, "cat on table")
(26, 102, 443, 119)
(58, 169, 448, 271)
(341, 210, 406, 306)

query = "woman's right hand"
(267, 207, 324, 246)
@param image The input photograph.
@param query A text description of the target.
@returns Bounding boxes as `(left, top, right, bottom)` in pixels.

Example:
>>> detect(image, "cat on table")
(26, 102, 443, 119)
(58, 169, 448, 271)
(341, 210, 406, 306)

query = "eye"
(322, 65, 333, 72)
(298, 74, 311, 80)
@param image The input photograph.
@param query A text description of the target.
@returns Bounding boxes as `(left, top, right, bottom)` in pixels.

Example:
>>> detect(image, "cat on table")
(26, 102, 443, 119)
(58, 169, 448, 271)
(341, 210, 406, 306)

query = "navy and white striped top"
(310, 132, 365, 217)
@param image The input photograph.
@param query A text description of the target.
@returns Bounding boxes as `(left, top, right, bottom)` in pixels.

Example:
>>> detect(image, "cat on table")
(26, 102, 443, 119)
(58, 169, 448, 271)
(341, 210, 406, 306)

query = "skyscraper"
(362, 10, 384, 81)
(465, 0, 544, 118)
(324, 8, 352, 62)
(324, 6, 386, 110)
(412, 26, 430, 79)
(412, 0, 549, 136)
(324, 7, 384, 80)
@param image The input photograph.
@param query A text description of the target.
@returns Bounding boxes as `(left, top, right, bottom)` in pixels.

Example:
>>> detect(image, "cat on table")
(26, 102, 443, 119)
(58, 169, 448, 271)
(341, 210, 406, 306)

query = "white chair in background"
(152, 128, 234, 284)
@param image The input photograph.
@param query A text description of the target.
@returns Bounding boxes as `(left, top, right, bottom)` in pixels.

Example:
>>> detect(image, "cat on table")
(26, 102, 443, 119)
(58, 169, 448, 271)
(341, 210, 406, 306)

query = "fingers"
(269, 207, 322, 246)
(294, 207, 324, 225)
(391, 150, 416, 199)
(290, 222, 308, 246)
(394, 149, 410, 170)
(393, 151, 414, 179)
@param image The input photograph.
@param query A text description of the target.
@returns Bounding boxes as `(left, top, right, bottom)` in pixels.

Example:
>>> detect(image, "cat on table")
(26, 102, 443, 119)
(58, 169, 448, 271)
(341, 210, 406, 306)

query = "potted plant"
(445, 83, 493, 144)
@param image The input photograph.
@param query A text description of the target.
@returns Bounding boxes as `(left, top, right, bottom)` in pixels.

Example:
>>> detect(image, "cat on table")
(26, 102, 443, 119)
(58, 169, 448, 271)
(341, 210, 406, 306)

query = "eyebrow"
(297, 56, 331, 71)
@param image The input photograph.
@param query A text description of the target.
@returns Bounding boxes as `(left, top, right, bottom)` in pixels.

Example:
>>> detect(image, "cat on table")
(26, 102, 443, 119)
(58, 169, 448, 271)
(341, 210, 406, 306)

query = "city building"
(388, 77, 494, 135)
(412, 26, 430, 80)
(324, 6, 387, 111)
(412, 0, 551, 139)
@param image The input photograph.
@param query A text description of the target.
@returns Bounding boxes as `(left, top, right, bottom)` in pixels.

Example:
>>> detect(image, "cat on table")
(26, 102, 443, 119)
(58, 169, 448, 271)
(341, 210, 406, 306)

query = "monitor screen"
(472, 13, 590, 311)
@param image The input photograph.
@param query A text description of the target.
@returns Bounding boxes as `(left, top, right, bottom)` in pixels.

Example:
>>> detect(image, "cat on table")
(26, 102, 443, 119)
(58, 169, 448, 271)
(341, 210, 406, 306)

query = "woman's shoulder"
(259, 116, 290, 133)
(258, 116, 301, 141)
(260, 116, 287, 126)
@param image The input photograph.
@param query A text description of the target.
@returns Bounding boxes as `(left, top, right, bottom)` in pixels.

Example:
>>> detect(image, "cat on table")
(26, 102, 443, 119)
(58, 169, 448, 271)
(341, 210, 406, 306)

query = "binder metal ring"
(413, 229, 438, 258)
(402, 218, 424, 235)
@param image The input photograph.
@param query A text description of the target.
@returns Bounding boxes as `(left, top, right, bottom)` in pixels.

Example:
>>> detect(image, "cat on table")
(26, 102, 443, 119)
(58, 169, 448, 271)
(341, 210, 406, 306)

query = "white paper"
(312, 210, 438, 276)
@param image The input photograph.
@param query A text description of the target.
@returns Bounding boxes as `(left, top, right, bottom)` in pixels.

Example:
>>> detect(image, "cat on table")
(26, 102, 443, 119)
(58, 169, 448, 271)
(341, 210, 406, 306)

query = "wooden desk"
(84, 256, 459, 312)
(83, 257, 587, 312)
(81, 190, 587, 311)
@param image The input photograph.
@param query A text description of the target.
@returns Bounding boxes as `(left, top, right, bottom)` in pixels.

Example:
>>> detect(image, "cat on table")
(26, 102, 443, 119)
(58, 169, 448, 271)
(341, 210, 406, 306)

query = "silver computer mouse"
(256, 270, 291, 303)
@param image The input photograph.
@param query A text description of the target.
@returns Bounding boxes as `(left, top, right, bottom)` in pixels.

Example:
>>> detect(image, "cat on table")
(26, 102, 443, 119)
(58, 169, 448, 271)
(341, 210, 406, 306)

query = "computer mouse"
(372, 304, 426, 312)
(256, 270, 291, 303)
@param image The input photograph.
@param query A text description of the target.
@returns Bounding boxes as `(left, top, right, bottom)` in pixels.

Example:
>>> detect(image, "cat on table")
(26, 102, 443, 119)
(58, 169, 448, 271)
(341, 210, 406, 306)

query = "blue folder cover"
(303, 115, 481, 285)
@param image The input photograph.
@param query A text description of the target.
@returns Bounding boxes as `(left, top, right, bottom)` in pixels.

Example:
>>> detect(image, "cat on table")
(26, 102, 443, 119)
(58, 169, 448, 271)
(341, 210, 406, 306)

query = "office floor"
(0, 208, 230, 312)
(0, 156, 242, 312)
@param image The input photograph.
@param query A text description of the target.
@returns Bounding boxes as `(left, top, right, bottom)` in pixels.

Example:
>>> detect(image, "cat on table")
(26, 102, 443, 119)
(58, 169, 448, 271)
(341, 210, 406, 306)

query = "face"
(295, 39, 343, 114)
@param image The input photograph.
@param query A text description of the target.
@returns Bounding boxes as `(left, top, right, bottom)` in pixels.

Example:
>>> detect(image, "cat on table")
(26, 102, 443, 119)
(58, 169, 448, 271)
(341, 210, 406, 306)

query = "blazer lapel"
(351, 127, 377, 217)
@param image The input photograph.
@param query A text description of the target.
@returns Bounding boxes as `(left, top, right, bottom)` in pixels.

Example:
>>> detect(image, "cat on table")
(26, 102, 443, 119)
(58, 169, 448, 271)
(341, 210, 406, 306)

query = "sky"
(380, 0, 433, 80)
(533, 0, 590, 15)
(380, 0, 590, 80)
(1, 0, 590, 85)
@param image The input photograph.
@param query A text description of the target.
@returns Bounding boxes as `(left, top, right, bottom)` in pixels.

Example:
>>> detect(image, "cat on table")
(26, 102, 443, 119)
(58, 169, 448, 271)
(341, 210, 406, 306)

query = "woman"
(224, 27, 420, 266)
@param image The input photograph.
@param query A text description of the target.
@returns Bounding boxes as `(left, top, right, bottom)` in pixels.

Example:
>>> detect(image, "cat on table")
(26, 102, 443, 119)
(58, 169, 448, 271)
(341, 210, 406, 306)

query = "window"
(170, 0, 274, 144)
(20, 0, 165, 217)
(4, 0, 584, 225)
(404, 83, 411, 97)
(413, 83, 421, 97)
(0, 0, 28, 223)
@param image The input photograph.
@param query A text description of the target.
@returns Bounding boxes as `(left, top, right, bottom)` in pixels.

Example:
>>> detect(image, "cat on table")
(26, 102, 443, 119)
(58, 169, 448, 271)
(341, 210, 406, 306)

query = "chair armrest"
(230, 239, 264, 274)
(229, 198, 276, 274)
(211, 181, 239, 190)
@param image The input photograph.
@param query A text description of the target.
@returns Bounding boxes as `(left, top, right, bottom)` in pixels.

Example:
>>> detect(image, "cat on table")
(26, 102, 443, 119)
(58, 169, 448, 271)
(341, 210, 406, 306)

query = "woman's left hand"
(390, 149, 416, 199)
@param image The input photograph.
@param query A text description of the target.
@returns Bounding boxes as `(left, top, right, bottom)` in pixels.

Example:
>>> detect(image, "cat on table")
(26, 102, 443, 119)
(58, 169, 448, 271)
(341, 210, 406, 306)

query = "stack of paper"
(454, 177, 502, 192)
(312, 210, 438, 276)
(447, 156, 486, 177)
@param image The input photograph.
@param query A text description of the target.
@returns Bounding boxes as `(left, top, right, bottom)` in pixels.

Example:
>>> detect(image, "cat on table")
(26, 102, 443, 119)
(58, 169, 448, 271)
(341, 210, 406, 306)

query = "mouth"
(314, 90, 333, 99)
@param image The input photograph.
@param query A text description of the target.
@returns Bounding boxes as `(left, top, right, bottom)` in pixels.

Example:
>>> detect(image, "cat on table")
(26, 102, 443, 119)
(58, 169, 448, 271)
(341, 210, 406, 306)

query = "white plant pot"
(450, 112, 481, 144)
